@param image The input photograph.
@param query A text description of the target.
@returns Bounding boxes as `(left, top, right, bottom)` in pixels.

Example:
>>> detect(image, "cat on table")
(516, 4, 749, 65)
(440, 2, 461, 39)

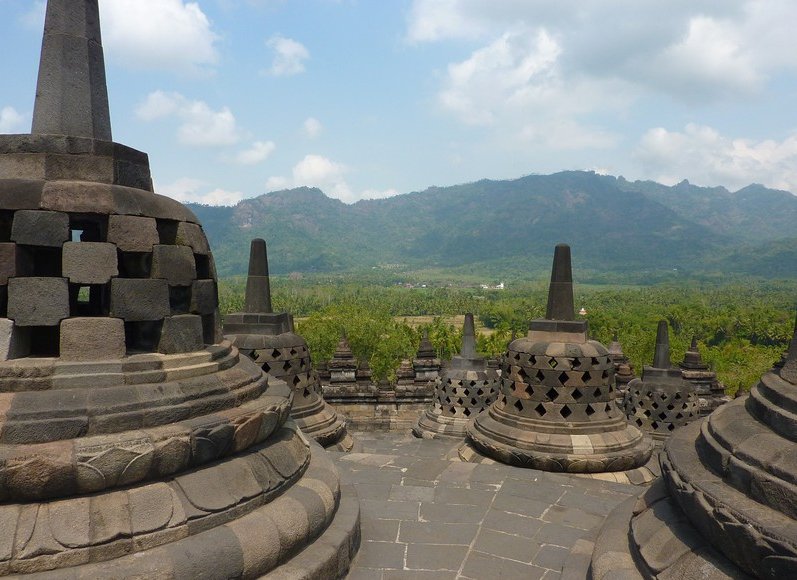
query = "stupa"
(680, 335, 729, 415)
(0, 2, 359, 576)
(413, 313, 499, 439)
(588, 313, 797, 579)
(625, 321, 699, 442)
(224, 238, 352, 451)
(607, 333, 636, 398)
(462, 245, 654, 478)
(412, 330, 442, 386)
(328, 334, 358, 385)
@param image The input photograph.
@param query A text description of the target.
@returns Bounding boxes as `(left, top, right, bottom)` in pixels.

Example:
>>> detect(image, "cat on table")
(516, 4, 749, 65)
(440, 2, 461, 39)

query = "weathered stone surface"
(0, 317, 29, 360)
(151, 244, 196, 286)
(10, 209, 69, 247)
(159, 315, 204, 354)
(110, 278, 170, 321)
(190, 279, 217, 315)
(107, 215, 158, 252)
(0, 243, 32, 284)
(62, 241, 118, 284)
(7, 277, 69, 326)
(176, 222, 210, 254)
(59, 317, 125, 361)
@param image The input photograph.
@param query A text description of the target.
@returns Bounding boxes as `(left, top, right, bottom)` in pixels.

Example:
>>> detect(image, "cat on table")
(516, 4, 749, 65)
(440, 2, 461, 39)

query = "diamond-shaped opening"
(549, 358, 558, 369)
(514, 400, 524, 412)
(270, 348, 281, 358)
(675, 412, 684, 419)
(262, 362, 271, 373)
(667, 423, 676, 431)
(558, 371, 569, 386)
(464, 407, 472, 417)
(524, 384, 534, 397)
(536, 369, 546, 382)
(456, 398, 464, 405)
(535, 403, 547, 416)
(560, 405, 572, 419)
(302, 387, 311, 397)
(292, 375, 301, 386)
(661, 393, 668, 400)
(517, 367, 528, 380)
(529, 355, 537, 365)
(289, 348, 297, 356)
(572, 388, 583, 400)
(674, 392, 683, 400)
(477, 388, 484, 396)
(582, 371, 592, 382)
(658, 412, 667, 420)
(585, 404, 595, 416)
(604, 403, 613, 412)
(643, 409, 652, 417)
(546, 387, 559, 401)
(591, 357, 600, 366)
(470, 398, 478, 406)
(444, 396, 452, 404)
(593, 387, 602, 397)
(282, 360, 292, 372)
(651, 421, 659, 430)
(602, 370, 609, 379)
(652, 402, 659, 409)
(667, 403, 676, 410)
(636, 418, 643, 426)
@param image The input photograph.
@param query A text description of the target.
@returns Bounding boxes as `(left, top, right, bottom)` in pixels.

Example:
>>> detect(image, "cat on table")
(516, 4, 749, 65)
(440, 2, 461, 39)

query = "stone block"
(7, 277, 69, 326)
(10, 209, 69, 247)
(62, 242, 118, 284)
(0, 317, 30, 360)
(60, 317, 126, 361)
(176, 222, 210, 254)
(110, 278, 170, 321)
(0, 243, 32, 284)
(159, 315, 204, 354)
(190, 280, 217, 315)
(151, 245, 196, 286)
(107, 215, 159, 252)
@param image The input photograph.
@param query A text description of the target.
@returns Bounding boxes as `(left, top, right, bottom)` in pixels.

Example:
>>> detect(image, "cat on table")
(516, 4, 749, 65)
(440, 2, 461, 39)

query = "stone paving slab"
(333, 432, 642, 579)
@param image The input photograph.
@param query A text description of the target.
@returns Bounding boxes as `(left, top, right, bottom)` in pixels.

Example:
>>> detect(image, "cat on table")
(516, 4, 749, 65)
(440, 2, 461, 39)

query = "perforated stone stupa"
(0, 2, 358, 576)
(413, 313, 499, 439)
(588, 312, 797, 579)
(224, 238, 352, 451)
(461, 244, 654, 479)
(607, 333, 636, 398)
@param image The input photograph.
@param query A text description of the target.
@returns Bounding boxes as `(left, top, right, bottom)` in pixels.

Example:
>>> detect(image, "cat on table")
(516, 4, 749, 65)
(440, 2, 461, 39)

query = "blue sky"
(1, 0, 797, 204)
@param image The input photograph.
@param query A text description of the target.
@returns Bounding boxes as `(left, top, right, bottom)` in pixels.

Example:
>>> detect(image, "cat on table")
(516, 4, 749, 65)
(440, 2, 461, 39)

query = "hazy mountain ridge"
(187, 171, 797, 279)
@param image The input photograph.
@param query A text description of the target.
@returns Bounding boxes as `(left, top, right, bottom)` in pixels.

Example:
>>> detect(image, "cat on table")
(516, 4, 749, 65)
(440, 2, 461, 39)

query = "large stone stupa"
(588, 313, 797, 579)
(223, 238, 353, 451)
(0, 2, 359, 576)
(413, 313, 499, 439)
(461, 245, 655, 481)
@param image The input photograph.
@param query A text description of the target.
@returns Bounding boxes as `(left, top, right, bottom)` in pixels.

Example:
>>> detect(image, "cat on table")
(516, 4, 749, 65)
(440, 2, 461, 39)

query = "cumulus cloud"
(0, 106, 26, 133)
(136, 91, 240, 147)
(408, 0, 797, 104)
(233, 141, 276, 165)
(99, 0, 219, 74)
(635, 124, 797, 193)
(303, 117, 323, 139)
(158, 177, 245, 206)
(265, 35, 309, 76)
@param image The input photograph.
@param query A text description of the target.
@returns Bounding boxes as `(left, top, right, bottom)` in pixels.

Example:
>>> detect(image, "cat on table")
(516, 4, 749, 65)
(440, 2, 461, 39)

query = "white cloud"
(361, 188, 399, 200)
(99, 0, 219, 74)
(0, 106, 26, 133)
(408, 1, 797, 103)
(158, 177, 245, 205)
(635, 124, 797, 193)
(234, 141, 276, 165)
(265, 35, 309, 76)
(136, 91, 240, 147)
(303, 117, 323, 139)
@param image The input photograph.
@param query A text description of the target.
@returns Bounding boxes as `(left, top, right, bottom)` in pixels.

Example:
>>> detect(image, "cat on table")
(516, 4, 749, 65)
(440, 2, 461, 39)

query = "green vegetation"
(218, 276, 796, 391)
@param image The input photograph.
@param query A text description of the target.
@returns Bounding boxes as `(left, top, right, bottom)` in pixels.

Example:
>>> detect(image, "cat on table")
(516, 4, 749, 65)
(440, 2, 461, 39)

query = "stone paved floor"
(330, 432, 642, 579)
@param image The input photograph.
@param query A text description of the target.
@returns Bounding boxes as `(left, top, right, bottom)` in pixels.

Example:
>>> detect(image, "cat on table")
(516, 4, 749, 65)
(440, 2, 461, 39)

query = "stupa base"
(294, 396, 353, 451)
(412, 408, 471, 439)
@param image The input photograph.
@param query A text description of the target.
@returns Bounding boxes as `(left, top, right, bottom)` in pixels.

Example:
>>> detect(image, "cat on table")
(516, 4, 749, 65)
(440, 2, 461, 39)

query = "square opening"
(156, 220, 179, 244)
(0, 286, 7, 317)
(28, 325, 59, 357)
(69, 283, 109, 317)
(201, 312, 217, 345)
(169, 285, 191, 314)
(0, 211, 14, 242)
(194, 254, 211, 279)
(118, 250, 152, 278)
(124, 320, 164, 354)
(21, 245, 63, 277)
(69, 215, 107, 242)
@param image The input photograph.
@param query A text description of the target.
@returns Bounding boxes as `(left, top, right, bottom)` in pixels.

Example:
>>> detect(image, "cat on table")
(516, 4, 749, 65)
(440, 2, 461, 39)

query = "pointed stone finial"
(652, 320, 671, 368)
(545, 244, 575, 321)
(416, 330, 435, 359)
(781, 312, 797, 383)
(32, 0, 112, 140)
(461, 313, 477, 358)
(244, 238, 272, 313)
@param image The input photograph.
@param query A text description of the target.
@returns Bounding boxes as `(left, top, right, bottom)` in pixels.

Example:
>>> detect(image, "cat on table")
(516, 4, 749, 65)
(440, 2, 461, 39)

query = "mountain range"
(187, 171, 797, 281)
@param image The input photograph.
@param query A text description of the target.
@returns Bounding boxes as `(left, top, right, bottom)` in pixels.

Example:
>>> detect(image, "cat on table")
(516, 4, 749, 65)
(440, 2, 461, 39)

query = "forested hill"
(187, 171, 797, 280)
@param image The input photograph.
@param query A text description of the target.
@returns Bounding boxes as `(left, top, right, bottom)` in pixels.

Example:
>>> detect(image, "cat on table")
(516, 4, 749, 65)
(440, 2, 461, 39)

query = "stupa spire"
(545, 244, 575, 321)
(244, 238, 273, 313)
(652, 320, 671, 368)
(32, 0, 112, 140)
(461, 313, 477, 358)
